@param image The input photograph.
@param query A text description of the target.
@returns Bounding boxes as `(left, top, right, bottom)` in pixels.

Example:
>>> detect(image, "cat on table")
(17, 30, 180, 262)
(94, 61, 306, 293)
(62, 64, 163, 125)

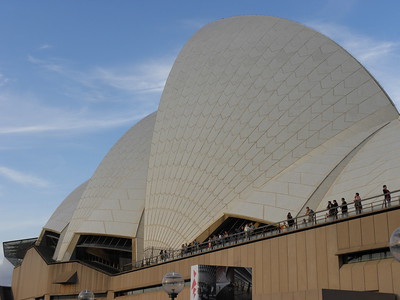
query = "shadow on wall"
(322, 289, 396, 300)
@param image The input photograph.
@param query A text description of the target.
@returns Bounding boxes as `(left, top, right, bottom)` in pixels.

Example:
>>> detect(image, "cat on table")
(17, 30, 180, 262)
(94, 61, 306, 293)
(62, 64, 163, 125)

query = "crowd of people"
(283, 185, 393, 229)
(312, 185, 392, 224)
(158, 223, 259, 262)
(155, 185, 394, 265)
(325, 198, 347, 219)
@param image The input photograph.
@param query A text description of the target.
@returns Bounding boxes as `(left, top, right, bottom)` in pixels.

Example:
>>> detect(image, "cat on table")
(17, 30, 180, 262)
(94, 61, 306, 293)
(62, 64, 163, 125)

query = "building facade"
(6, 15, 400, 300)
(11, 207, 400, 299)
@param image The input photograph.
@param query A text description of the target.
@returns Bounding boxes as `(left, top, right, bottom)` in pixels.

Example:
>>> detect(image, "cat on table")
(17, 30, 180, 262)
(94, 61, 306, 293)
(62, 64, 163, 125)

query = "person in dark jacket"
(383, 185, 391, 207)
(327, 201, 334, 220)
(340, 198, 348, 217)
(287, 212, 295, 228)
(332, 200, 339, 219)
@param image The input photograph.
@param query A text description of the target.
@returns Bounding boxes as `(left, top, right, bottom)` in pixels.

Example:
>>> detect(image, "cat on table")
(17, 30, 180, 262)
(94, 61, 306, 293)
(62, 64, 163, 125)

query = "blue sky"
(1, 0, 399, 285)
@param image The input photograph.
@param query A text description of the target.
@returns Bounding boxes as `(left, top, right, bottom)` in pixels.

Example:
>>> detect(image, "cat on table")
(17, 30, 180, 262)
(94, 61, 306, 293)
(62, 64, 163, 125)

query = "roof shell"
(42, 181, 88, 235)
(144, 15, 398, 249)
(55, 112, 156, 261)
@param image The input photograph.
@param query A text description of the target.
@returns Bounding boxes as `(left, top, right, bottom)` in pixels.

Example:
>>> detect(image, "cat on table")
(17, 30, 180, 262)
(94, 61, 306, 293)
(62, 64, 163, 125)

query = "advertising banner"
(190, 265, 199, 300)
(190, 265, 252, 300)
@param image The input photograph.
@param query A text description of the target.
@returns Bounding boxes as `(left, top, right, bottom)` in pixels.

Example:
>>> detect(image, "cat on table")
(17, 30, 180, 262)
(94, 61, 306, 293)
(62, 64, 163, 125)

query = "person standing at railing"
(235, 226, 243, 241)
(383, 185, 391, 208)
(287, 212, 294, 228)
(340, 198, 348, 218)
(207, 237, 212, 249)
(193, 240, 199, 252)
(249, 222, 254, 238)
(244, 223, 250, 240)
(306, 207, 315, 224)
(332, 200, 339, 219)
(223, 231, 229, 245)
(327, 201, 334, 220)
(212, 235, 218, 247)
(354, 192, 362, 214)
(160, 249, 164, 261)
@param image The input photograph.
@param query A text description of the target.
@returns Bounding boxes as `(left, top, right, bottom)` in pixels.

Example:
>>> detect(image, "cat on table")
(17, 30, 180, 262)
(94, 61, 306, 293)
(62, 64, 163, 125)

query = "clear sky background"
(1, 0, 399, 286)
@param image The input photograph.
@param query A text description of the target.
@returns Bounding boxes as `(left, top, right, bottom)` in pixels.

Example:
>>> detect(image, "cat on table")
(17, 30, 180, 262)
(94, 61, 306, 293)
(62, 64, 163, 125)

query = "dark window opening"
(37, 231, 60, 262)
(73, 235, 132, 274)
(340, 248, 393, 266)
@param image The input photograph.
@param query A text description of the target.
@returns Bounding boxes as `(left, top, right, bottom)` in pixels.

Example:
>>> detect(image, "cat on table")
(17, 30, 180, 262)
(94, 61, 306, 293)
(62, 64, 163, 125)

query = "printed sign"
(190, 265, 252, 300)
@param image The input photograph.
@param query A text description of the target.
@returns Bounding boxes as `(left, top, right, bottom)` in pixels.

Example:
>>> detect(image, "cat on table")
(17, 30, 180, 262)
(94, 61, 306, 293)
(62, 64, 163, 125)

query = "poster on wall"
(190, 265, 252, 300)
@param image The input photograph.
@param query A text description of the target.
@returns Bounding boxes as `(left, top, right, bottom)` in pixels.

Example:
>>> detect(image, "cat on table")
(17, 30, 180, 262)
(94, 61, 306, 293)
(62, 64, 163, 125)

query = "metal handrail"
(122, 189, 400, 272)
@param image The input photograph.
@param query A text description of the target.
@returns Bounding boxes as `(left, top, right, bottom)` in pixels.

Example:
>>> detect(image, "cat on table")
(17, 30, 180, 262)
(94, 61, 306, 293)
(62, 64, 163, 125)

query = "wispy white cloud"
(0, 73, 10, 87)
(0, 86, 153, 135)
(317, 0, 358, 20)
(27, 54, 174, 96)
(27, 55, 41, 64)
(0, 93, 145, 135)
(0, 166, 49, 187)
(352, 42, 396, 62)
(0, 114, 146, 135)
(39, 44, 52, 50)
(0, 89, 151, 135)
(306, 21, 400, 109)
(91, 59, 173, 94)
(306, 22, 399, 64)
(0, 54, 173, 136)
(27, 55, 70, 74)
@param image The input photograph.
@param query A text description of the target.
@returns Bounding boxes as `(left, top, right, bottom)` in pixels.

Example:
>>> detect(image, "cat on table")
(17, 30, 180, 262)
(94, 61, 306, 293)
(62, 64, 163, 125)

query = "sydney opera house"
(4, 15, 400, 300)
